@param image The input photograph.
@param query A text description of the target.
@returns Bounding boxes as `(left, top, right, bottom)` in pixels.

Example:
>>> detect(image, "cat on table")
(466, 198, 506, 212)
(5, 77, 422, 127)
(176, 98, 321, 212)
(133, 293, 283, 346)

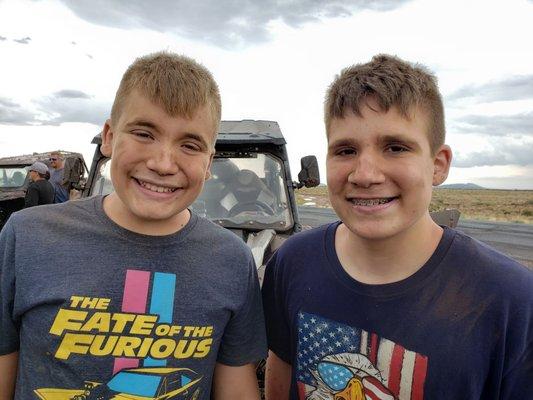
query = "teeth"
(138, 180, 177, 193)
(351, 198, 393, 206)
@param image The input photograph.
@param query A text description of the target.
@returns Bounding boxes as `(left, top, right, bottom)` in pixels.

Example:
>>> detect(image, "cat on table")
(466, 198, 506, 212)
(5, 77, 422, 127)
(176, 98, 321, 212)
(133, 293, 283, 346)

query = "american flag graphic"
(296, 312, 428, 400)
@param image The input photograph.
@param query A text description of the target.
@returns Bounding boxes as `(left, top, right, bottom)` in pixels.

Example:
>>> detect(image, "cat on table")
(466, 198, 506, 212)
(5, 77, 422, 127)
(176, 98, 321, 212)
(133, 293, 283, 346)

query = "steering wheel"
(228, 201, 275, 217)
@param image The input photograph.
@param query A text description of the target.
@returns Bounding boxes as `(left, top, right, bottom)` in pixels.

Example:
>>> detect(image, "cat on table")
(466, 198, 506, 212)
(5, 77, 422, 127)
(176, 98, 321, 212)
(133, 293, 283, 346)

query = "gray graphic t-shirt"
(0, 196, 266, 399)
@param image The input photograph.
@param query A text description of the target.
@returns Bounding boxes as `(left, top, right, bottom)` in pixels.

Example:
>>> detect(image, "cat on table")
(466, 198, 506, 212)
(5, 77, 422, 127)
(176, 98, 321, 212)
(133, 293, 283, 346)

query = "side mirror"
(295, 155, 320, 188)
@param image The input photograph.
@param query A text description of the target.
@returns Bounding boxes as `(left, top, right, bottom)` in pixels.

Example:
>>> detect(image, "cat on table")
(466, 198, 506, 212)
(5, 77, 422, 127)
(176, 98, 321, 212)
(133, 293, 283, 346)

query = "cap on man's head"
(28, 161, 49, 175)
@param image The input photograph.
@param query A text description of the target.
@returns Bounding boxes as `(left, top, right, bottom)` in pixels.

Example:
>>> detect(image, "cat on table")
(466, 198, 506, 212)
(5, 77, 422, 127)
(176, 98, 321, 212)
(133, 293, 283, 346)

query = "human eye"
(385, 143, 409, 153)
(336, 147, 356, 156)
(182, 141, 202, 152)
(131, 130, 154, 140)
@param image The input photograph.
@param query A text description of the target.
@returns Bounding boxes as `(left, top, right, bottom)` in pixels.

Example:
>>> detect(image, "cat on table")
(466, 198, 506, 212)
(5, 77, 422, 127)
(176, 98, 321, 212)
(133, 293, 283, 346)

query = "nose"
(145, 143, 180, 176)
(347, 151, 386, 188)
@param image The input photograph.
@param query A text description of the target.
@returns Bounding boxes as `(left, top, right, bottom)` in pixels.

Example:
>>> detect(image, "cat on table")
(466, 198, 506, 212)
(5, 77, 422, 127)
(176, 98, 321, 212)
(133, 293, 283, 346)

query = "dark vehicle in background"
(83, 120, 321, 282)
(0, 151, 87, 230)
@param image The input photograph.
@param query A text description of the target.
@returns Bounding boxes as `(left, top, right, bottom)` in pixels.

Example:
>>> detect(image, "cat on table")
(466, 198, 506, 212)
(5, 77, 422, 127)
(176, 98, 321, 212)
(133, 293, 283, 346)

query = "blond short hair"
(325, 54, 445, 154)
(111, 51, 221, 135)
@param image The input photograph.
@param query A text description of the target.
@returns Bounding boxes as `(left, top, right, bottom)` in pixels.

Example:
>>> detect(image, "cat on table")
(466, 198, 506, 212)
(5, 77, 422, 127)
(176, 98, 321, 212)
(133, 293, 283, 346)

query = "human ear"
(432, 144, 452, 186)
(204, 152, 214, 181)
(100, 119, 114, 157)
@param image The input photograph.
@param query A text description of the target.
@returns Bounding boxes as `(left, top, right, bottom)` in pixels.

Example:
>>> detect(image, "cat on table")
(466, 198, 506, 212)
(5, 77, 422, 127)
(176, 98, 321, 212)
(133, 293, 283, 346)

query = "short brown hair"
(111, 51, 221, 135)
(325, 54, 445, 154)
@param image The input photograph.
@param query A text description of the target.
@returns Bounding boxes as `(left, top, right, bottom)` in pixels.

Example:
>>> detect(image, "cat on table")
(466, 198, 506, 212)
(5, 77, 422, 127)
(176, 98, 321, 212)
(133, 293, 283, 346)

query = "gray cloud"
(0, 93, 109, 126)
(452, 112, 533, 136)
(453, 140, 533, 168)
(53, 89, 91, 99)
(0, 97, 38, 125)
(0, 36, 6, 41)
(35, 95, 109, 126)
(13, 36, 31, 44)
(447, 75, 533, 103)
(58, 0, 411, 48)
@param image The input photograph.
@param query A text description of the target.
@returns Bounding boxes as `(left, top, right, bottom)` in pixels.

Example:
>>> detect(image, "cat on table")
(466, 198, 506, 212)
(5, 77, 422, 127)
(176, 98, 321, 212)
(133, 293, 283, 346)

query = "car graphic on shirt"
(33, 367, 202, 400)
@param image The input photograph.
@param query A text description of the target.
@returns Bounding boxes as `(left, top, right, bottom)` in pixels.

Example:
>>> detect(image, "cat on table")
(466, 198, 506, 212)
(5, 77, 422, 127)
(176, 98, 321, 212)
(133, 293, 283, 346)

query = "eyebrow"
(379, 134, 420, 149)
(328, 134, 421, 150)
(125, 119, 158, 130)
(328, 138, 356, 151)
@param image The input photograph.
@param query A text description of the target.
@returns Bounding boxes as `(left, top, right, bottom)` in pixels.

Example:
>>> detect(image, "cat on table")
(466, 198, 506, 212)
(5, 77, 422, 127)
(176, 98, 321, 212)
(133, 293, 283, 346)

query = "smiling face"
(326, 100, 451, 242)
(101, 90, 215, 235)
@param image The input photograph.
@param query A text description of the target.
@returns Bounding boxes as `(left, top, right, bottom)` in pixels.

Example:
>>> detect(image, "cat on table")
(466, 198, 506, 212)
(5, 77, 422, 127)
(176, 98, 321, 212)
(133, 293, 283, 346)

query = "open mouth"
(135, 178, 179, 194)
(349, 196, 399, 206)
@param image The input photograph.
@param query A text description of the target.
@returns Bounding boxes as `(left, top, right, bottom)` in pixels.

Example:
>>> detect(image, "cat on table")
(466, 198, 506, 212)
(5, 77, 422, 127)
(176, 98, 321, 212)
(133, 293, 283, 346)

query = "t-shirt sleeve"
(24, 184, 38, 208)
(500, 344, 533, 399)
(216, 257, 267, 366)
(262, 251, 292, 364)
(500, 275, 533, 399)
(0, 219, 20, 355)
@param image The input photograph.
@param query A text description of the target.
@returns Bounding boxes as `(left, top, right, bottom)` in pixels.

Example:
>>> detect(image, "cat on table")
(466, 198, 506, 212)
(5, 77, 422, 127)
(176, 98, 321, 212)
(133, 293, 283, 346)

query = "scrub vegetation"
(296, 187, 533, 224)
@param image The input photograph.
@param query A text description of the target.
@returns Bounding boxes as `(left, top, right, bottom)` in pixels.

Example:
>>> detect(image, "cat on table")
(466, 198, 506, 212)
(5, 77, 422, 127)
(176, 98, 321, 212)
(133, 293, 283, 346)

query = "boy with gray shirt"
(0, 52, 266, 400)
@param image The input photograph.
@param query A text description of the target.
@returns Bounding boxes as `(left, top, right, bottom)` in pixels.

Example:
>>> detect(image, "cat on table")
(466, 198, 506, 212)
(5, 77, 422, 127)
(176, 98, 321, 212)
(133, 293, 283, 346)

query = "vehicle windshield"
(92, 153, 293, 231)
(0, 167, 28, 188)
(191, 154, 293, 230)
(107, 371, 162, 396)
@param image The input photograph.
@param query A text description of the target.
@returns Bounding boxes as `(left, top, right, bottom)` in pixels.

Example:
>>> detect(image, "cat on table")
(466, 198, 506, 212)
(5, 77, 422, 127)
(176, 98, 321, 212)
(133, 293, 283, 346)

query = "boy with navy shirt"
(262, 54, 533, 399)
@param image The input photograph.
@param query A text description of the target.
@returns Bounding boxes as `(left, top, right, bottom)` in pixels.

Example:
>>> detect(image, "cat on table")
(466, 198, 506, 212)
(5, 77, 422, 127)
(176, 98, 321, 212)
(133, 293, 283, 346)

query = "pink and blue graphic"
(113, 269, 176, 374)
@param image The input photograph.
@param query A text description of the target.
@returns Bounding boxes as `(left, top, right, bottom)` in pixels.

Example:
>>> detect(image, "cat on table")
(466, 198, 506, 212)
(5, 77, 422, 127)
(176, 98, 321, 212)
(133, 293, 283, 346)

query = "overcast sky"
(1, 0, 532, 189)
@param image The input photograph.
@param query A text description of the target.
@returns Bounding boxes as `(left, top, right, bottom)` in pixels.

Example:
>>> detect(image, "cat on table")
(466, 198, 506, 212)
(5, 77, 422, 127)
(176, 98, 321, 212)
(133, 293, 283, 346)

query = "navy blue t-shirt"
(262, 222, 533, 399)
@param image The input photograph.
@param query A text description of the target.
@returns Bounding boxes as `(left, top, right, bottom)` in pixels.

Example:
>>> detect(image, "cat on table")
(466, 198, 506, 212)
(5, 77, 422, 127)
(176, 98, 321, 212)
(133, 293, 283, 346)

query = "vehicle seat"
(11, 171, 25, 186)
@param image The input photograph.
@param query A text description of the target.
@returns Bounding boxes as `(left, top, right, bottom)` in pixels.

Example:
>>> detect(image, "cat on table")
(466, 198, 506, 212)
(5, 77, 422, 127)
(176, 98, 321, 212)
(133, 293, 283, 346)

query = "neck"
(335, 214, 443, 284)
(103, 193, 190, 236)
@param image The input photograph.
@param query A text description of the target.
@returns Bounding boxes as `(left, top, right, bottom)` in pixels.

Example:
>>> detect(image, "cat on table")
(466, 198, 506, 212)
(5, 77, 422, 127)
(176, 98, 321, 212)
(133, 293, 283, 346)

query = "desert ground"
(296, 187, 533, 224)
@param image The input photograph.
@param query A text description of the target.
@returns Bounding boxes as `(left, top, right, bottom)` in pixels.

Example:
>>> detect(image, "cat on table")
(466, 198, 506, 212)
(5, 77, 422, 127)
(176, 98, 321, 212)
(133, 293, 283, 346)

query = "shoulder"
(191, 214, 254, 261)
(265, 222, 336, 279)
(276, 222, 335, 259)
(446, 227, 533, 300)
(10, 196, 98, 230)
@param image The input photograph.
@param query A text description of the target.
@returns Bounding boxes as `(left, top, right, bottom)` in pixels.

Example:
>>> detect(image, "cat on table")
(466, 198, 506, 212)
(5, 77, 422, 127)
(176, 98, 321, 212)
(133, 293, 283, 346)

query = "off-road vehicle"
(83, 120, 321, 282)
(0, 151, 87, 230)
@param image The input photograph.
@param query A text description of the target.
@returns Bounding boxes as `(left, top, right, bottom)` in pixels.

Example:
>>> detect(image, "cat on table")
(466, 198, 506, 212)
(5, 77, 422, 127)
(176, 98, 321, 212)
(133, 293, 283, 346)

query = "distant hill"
(437, 183, 485, 190)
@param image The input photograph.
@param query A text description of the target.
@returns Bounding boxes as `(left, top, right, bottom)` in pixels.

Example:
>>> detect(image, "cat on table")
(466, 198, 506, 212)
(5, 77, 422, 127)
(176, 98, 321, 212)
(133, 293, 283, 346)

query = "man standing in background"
(24, 161, 54, 208)
(49, 151, 68, 203)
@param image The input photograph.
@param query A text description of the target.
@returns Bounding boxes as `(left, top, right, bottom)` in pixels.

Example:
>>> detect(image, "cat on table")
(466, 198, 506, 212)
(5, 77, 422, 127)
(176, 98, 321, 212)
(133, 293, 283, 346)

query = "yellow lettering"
(169, 325, 181, 336)
(49, 309, 88, 335)
(174, 340, 197, 359)
(205, 326, 213, 336)
(69, 296, 84, 308)
(149, 339, 176, 359)
(89, 335, 118, 356)
(155, 324, 171, 336)
(112, 336, 142, 357)
(111, 313, 136, 333)
(183, 326, 195, 337)
(194, 338, 213, 358)
(54, 333, 93, 360)
(191, 326, 207, 337)
(81, 312, 110, 333)
(137, 338, 154, 358)
(95, 298, 111, 310)
(130, 315, 157, 335)
(81, 297, 100, 309)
